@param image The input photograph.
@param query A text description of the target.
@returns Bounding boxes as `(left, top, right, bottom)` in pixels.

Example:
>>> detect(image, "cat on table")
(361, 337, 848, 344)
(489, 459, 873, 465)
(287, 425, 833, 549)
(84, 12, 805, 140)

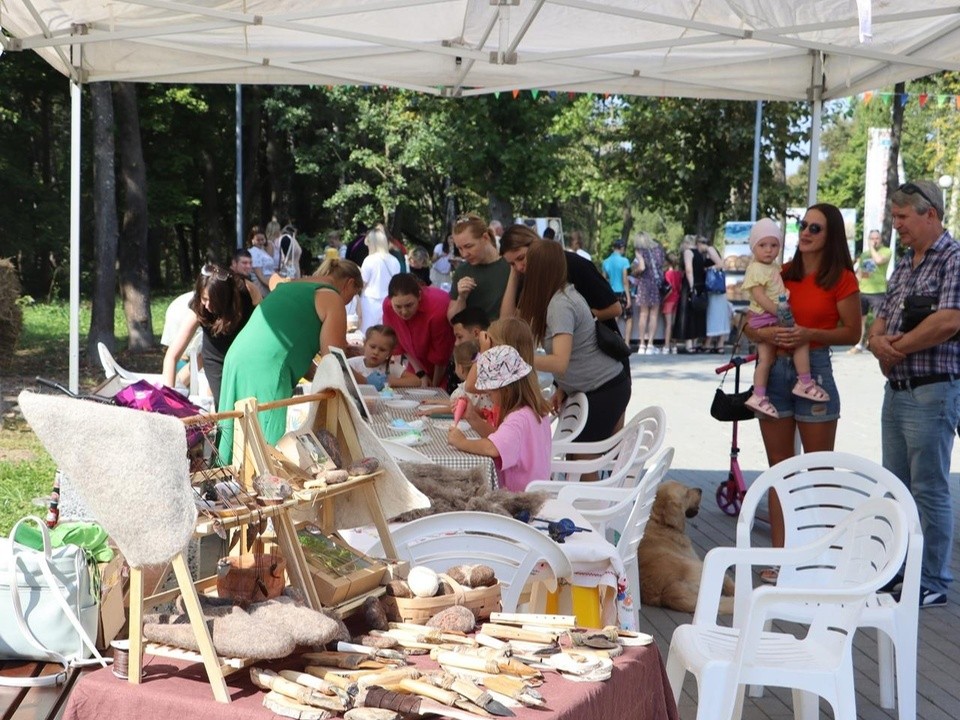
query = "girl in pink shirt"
(446, 344, 552, 491)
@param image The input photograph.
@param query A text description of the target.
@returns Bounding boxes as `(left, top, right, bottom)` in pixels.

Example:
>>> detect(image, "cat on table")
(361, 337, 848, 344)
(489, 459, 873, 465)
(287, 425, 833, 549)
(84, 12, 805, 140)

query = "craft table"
(61, 642, 678, 720)
(365, 388, 498, 488)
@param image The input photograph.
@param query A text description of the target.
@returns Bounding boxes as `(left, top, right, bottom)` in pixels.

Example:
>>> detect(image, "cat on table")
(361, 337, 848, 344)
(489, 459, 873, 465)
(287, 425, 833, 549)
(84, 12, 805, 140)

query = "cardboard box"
(96, 552, 126, 650)
(297, 527, 386, 606)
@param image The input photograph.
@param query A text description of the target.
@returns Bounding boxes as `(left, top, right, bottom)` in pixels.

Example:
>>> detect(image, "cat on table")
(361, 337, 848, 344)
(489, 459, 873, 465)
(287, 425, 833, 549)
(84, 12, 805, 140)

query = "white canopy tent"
(4, 0, 960, 389)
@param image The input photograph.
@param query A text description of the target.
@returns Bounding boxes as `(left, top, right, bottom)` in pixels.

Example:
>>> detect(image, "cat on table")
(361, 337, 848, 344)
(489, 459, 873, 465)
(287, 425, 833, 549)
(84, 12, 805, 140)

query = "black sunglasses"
(898, 182, 940, 211)
(798, 220, 824, 235)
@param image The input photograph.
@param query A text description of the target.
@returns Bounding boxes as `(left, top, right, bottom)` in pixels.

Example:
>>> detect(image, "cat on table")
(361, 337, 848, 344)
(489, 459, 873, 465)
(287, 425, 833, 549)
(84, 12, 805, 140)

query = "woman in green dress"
(217, 258, 363, 463)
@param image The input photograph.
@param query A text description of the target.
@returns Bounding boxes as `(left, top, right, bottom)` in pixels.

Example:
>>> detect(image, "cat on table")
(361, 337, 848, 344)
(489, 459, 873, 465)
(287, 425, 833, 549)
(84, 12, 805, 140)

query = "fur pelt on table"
(390, 463, 547, 523)
(143, 593, 349, 660)
(18, 390, 197, 568)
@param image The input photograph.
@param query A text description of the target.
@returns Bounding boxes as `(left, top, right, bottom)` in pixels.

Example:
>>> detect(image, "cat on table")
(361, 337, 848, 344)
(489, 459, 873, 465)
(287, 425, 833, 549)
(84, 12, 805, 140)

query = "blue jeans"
(765, 348, 840, 422)
(881, 379, 960, 593)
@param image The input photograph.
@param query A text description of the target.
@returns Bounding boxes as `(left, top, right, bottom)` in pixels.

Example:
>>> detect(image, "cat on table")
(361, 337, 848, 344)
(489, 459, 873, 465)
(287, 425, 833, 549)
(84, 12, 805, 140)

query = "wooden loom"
(126, 390, 398, 703)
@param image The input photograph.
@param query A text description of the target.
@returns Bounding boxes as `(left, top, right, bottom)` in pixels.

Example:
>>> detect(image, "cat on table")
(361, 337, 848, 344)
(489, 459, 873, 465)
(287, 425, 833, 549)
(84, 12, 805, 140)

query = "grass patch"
(0, 416, 57, 534)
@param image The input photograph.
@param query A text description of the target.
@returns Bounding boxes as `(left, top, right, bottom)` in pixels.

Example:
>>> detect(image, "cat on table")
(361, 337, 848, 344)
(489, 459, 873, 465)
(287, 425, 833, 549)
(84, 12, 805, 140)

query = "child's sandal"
(792, 380, 830, 402)
(744, 393, 779, 419)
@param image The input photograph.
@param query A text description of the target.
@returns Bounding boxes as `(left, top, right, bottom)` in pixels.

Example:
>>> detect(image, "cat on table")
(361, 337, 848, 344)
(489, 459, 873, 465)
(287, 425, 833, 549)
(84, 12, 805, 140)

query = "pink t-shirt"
(488, 407, 552, 492)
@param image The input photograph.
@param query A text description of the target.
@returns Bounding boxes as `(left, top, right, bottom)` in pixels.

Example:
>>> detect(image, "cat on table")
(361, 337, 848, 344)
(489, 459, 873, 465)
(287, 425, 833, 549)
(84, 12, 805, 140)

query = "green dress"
(217, 281, 335, 463)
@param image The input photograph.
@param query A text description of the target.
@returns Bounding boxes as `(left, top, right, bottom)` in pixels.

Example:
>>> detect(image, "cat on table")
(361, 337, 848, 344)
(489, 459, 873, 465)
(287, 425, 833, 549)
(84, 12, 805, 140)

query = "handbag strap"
(716, 323, 749, 388)
(0, 517, 109, 688)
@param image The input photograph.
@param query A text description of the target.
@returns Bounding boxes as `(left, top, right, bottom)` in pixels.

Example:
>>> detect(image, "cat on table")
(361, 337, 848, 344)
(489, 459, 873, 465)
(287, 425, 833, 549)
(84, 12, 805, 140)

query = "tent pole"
(235, 84, 243, 249)
(69, 79, 82, 394)
(807, 52, 824, 206)
(750, 100, 762, 221)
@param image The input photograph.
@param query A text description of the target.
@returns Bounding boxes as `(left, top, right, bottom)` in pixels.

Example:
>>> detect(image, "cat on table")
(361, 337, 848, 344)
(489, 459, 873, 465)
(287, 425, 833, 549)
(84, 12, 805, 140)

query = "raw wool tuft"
(18, 390, 197, 567)
(392, 463, 548, 522)
(0, 258, 23, 369)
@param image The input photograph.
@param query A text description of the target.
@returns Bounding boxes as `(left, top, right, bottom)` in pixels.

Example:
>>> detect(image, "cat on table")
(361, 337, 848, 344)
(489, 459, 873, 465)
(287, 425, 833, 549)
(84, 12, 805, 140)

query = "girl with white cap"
(446, 344, 551, 491)
(742, 218, 830, 418)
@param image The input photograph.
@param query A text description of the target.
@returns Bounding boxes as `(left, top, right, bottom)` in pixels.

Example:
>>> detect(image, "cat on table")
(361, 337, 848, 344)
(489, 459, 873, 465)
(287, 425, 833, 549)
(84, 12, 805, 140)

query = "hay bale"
(0, 259, 23, 369)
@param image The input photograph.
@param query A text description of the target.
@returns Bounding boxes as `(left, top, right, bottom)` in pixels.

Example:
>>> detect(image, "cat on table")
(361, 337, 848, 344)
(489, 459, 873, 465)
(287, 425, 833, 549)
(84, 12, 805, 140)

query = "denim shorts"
(764, 347, 840, 422)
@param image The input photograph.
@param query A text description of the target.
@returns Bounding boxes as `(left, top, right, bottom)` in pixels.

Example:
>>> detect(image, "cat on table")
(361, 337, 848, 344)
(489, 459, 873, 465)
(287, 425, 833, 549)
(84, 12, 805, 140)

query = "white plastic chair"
(97, 341, 165, 386)
(528, 405, 666, 496)
(366, 511, 573, 613)
(734, 451, 923, 720)
(557, 447, 674, 630)
(551, 391, 588, 443)
(666, 497, 909, 720)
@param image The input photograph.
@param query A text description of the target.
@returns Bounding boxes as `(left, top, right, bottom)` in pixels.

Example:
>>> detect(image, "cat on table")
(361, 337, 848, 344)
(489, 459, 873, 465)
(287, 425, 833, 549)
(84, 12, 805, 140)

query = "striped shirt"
(877, 231, 960, 379)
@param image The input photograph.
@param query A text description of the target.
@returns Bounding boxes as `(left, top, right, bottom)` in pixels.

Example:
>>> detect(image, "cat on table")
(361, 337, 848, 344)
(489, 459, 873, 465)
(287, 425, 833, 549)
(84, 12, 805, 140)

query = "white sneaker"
(643, 346, 652, 355)
(669, 347, 677, 355)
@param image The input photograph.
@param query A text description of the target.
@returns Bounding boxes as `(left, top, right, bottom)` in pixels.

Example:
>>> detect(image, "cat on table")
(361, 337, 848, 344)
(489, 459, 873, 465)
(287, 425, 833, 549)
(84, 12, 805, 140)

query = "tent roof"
(3, 1, 960, 100)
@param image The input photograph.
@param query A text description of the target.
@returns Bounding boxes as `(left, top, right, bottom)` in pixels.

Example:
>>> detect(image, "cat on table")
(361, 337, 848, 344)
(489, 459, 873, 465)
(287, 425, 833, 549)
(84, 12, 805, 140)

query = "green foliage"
(0, 421, 56, 536)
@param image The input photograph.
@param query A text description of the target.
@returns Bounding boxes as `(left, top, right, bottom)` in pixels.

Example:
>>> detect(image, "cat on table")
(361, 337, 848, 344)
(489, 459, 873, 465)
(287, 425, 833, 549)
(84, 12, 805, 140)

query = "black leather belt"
(889, 374, 958, 391)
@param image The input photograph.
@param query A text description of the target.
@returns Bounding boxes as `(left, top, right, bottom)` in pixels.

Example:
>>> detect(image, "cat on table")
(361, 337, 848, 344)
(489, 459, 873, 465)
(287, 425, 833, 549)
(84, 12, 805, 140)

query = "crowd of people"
(160, 184, 960, 608)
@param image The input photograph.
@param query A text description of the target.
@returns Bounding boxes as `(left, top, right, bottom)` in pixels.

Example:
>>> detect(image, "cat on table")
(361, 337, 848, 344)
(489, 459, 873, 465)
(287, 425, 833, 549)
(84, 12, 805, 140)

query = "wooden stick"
(398, 678, 461, 706)
(278, 670, 351, 703)
(262, 691, 333, 720)
(435, 650, 501, 674)
(489, 612, 576, 628)
(479, 624, 558, 645)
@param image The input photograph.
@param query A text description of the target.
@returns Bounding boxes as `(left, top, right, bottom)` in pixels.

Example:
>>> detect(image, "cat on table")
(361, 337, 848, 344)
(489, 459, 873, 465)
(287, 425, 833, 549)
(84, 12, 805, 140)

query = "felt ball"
(426, 605, 476, 632)
(384, 580, 412, 598)
(407, 566, 440, 598)
(362, 596, 390, 631)
(446, 564, 497, 588)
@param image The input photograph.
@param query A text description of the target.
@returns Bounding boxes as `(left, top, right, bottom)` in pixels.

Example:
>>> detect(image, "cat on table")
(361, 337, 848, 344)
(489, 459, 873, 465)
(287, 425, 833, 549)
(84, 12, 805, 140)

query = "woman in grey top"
(516, 239, 632, 441)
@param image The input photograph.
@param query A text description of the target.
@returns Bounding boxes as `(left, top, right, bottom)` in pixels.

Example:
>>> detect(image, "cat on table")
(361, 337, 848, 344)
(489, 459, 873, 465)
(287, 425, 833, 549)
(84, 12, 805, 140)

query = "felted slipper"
(744, 393, 779, 419)
(792, 380, 830, 402)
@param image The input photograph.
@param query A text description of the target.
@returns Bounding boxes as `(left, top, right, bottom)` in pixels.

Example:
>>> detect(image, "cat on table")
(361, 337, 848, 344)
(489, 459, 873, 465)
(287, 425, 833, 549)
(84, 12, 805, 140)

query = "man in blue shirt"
(871, 179, 960, 609)
(602, 239, 632, 334)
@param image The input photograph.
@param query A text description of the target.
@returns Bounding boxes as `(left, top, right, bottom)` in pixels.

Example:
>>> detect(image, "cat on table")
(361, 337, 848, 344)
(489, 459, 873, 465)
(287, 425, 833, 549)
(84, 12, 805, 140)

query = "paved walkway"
(624, 347, 960, 719)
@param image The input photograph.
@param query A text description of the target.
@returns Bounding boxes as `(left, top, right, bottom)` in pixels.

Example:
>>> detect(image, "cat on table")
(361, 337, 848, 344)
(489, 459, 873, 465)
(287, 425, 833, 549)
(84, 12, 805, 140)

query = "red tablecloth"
(62, 643, 678, 720)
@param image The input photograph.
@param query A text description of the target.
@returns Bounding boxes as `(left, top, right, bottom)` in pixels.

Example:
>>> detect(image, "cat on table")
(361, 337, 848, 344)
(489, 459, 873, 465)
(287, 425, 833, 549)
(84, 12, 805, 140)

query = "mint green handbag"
(0, 517, 108, 686)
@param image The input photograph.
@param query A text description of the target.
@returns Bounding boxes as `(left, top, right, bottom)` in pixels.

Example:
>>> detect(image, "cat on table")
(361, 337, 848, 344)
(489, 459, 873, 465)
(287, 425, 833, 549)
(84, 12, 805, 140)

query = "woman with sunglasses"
(216, 257, 363, 463)
(162, 264, 258, 411)
(744, 204, 860, 581)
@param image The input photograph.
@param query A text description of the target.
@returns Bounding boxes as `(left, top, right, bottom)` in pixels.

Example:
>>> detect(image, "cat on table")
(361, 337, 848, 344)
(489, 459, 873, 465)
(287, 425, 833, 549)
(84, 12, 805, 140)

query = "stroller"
(710, 353, 757, 516)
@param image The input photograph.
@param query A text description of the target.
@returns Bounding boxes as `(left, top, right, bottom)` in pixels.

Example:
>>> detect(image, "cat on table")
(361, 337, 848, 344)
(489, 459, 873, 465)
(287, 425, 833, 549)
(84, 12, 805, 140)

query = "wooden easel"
(127, 390, 398, 703)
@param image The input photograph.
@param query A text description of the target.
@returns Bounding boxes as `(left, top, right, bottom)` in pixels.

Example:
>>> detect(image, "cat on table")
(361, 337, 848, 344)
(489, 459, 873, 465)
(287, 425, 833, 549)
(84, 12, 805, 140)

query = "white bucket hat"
(474, 345, 533, 390)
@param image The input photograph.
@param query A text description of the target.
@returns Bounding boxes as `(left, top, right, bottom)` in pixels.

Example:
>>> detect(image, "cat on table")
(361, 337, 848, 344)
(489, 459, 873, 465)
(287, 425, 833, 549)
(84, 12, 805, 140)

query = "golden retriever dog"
(637, 480, 734, 613)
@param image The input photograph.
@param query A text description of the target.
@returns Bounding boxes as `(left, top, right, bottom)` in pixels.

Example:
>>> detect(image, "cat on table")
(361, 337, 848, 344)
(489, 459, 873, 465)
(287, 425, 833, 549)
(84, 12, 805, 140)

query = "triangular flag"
(919, 93, 929, 108)
(956, 96, 960, 110)
(938, 94, 950, 107)
(603, 93, 610, 99)
(549, 91, 557, 99)
(512, 89, 520, 99)
(568, 92, 576, 100)
(863, 91, 873, 104)
(494, 91, 501, 99)
(898, 93, 909, 107)
(531, 89, 539, 99)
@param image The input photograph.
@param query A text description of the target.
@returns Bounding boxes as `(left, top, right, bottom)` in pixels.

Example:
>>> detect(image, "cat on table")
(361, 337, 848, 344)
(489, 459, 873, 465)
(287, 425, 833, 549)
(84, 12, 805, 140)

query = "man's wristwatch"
(415, 370, 426, 379)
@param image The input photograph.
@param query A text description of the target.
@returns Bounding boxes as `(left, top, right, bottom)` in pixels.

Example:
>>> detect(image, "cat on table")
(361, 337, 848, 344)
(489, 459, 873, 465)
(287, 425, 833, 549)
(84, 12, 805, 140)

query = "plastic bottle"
(777, 294, 795, 327)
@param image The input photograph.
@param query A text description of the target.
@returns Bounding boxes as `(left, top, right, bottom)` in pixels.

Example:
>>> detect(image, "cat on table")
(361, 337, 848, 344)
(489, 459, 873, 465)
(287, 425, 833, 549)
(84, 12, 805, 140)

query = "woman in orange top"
(745, 203, 860, 579)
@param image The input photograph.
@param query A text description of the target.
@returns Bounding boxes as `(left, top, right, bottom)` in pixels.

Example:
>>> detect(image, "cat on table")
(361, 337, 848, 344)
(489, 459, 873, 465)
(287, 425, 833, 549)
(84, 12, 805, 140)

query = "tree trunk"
(881, 81, 906, 247)
(86, 82, 119, 360)
(201, 147, 226, 264)
(244, 86, 263, 224)
(114, 81, 154, 351)
(486, 193, 513, 229)
(620, 204, 634, 242)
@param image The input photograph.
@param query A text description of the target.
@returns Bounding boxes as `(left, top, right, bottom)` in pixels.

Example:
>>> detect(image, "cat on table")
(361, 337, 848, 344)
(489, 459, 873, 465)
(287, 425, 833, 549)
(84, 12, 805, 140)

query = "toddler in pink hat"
(741, 219, 829, 419)
(446, 344, 552, 491)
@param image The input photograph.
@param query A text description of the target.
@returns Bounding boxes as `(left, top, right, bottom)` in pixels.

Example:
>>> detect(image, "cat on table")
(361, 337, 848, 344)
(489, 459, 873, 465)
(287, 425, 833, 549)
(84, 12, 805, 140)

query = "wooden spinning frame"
(126, 390, 398, 703)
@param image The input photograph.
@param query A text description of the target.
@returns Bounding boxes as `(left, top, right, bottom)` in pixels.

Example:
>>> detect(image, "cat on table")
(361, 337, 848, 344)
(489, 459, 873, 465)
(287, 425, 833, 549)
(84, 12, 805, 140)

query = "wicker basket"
(381, 574, 501, 624)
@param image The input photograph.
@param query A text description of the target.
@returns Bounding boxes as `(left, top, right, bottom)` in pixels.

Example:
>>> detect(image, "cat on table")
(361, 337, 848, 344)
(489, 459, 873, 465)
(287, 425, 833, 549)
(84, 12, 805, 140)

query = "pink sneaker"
(744, 393, 779, 419)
